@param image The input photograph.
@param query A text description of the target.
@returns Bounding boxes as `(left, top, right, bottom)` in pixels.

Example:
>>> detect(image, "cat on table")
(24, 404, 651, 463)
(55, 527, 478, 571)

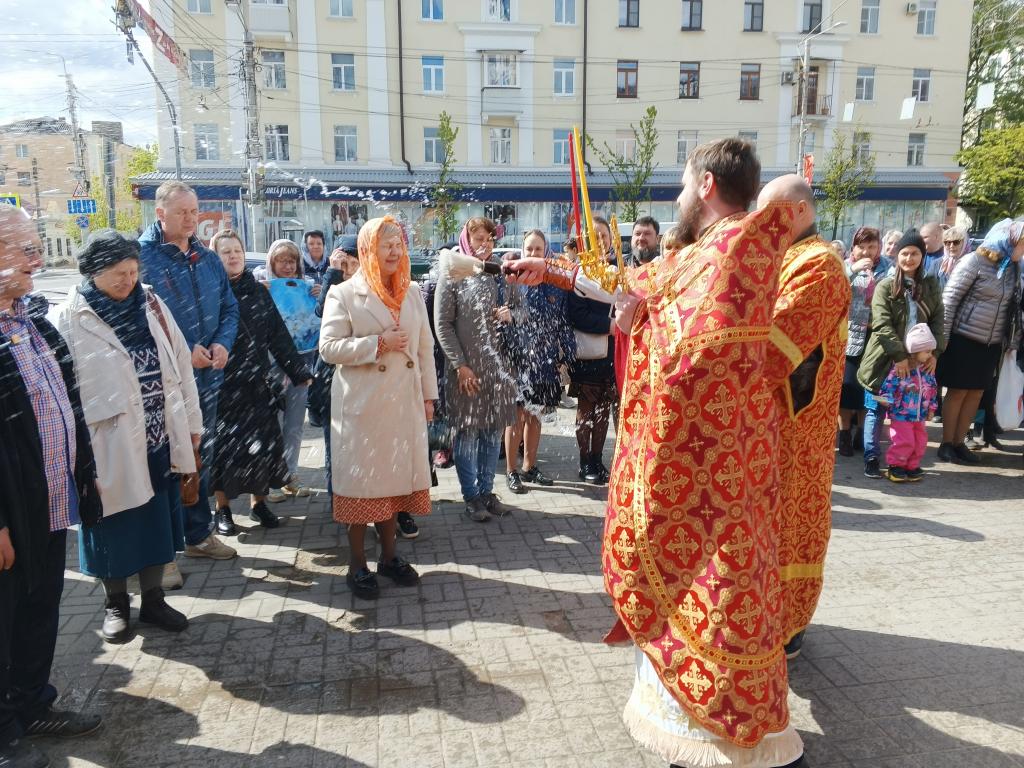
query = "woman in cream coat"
(320, 216, 437, 600)
(57, 230, 202, 643)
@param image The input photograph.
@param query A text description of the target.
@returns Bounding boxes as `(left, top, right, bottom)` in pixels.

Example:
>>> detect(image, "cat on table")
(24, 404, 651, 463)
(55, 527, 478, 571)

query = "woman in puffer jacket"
(937, 219, 1024, 464)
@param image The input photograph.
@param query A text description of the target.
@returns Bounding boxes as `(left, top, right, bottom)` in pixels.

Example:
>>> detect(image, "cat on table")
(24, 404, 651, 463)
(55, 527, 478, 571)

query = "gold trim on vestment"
(778, 563, 824, 581)
(768, 326, 804, 371)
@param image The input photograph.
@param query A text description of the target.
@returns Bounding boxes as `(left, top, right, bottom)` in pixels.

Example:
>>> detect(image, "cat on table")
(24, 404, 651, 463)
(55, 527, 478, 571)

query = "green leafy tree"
(957, 125, 1024, 225)
(819, 130, 875, 240)
(962, 0, 1024, 147)
(586, 105, 659, 222)
(431, 112, 462, 243)
(71, 144, 160, 244)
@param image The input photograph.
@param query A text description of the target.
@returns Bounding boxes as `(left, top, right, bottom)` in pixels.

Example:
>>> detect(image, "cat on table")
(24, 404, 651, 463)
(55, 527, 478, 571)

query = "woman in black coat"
(567, 216, 617, 484)
(209, 231, 311, 533)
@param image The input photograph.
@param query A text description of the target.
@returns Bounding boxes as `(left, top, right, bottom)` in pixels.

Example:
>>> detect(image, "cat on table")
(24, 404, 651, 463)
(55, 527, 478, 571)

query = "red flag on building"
(802, 154, 815, 186)
(128, 0, 188, 73)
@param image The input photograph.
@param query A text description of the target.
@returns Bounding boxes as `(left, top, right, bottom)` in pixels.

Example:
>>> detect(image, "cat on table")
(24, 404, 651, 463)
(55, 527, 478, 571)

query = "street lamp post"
(796, 20, 847, 173)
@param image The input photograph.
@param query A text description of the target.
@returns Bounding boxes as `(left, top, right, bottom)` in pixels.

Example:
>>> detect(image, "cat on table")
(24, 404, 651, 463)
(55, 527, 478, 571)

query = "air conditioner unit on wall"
(781, 71, 795, 85)
(906, 2, 919, 14)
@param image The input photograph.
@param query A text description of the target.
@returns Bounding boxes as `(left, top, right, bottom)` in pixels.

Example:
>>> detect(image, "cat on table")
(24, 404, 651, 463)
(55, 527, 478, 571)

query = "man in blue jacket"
(139, 181, 240, 561)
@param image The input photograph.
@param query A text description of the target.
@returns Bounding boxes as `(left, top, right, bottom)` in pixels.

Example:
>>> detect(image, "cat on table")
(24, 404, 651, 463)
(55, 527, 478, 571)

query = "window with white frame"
(486, 0, 511, 22)
(187, 0, 211, 13)
(424, 127, 443, 163)
(852, 131, 871, 164)
(681, 0, 702, 30)
(189, 49, 215, 89)
(917, 0, 936, 35)
(804, 130, 816, 155)
(485, 53, 518, 87)
(422, 56, 444, 92)
(262, 51, 286, 89)
(676, 130, 697, 165)
(855, 66, 875, 100)
(907, 133, 926, 166)
(860, 0, 879, 33)
(744, 0, 763, 31)
(332, 53, 356, 90)
(15, 143, 29, 158)
(330, 0, 353, 17)
(554, 0, 575, 24)
(912, 68, 931, 102)
(490, 127, 512, 164)
(553, 129, 571, 164)
(553, 59, 575, 96)
(334, 125, 357, 162)
(615, 130, 637, 161)
(422, 0, 442, 20)
(17, 172, 31, 186)
(802, 0, 822, 33)
(265, 124, 289, 161)
(194, 123, 220, 161)
(738, 130, 758, 150)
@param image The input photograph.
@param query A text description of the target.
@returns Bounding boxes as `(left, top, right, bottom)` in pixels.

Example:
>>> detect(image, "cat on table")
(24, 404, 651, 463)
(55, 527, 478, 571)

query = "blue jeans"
(453, 428, 501, 502)
(863, 392, 889, 464)
(184, 387, 218, 546)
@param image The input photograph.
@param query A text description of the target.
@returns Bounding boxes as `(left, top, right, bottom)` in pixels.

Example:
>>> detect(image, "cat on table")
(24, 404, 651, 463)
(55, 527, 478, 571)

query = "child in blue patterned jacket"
(877, 323, 939, 482)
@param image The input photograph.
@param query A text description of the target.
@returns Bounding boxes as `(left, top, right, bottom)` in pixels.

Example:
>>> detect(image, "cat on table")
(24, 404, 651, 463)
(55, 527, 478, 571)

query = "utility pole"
(31, 157, 44, 244)
(114, 0, 182, 179)
(227, 0, 265, 250)
(796, 38, 811, 173)
(59, 61, 89, 192)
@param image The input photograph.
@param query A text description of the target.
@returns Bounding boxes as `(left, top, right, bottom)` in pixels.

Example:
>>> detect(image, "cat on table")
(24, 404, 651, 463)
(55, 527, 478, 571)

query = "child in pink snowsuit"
(878, 323, 939, 482)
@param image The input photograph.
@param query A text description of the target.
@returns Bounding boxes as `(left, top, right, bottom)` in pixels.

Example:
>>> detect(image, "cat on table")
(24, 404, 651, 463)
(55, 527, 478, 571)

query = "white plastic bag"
(994, 350, 1024, 429)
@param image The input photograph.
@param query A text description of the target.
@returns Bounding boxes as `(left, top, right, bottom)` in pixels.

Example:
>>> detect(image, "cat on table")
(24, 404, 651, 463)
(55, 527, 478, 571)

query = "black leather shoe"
(138, 588, 188, 632)
(101, 593, 131, 644)
(953, 443, 981, 464)
(347, 567, 379, 599)
(937, 442, 955, 462)
(377, 556, 420, 587)
(784, 630, 805, 660)
(214, 507, 236, 536)
(506, 470, 526, 494)
(249, 501, 280, 528)
(521, 466, 554, 486)
(0, 738, 50, 767)
(24, 709, 102, 739)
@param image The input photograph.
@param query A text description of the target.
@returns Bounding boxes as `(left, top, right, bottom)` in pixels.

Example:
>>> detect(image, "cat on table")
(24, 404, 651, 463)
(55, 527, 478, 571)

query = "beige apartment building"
(138, 0, 973, 247)
(0, 117, 138, 263)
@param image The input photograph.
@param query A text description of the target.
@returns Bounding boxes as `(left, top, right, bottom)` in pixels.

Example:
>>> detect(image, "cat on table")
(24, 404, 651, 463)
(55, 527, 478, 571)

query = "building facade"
(0, 117, 138, 263)
(136, 0, 973, 248)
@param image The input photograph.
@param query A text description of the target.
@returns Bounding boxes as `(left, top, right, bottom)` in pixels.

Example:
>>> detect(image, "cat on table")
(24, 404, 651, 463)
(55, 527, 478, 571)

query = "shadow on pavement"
(134, 611, 527, 724)
(830, 508, 985, 542)
(44, 665, 364, 768)
(791, 624, 1024, 766)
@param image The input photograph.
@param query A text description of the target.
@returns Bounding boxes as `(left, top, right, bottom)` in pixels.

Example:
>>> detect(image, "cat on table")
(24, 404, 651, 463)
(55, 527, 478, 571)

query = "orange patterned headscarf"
(357, 215, 410, 314)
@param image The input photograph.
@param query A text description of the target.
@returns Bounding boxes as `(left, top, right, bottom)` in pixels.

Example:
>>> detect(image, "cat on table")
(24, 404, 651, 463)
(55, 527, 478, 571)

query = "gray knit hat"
(77, 229, 141, 277)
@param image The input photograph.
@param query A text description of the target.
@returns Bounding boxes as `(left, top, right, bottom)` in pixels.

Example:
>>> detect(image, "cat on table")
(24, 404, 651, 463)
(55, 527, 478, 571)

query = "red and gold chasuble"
(764, 236, 851, 642)
(602, 205, 797, 749)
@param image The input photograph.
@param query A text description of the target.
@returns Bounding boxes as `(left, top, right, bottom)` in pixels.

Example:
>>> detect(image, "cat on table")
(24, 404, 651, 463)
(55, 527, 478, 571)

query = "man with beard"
(757, 175, 851, 661)
(627, 216, 660, 267)
(506, 139, 805, 767)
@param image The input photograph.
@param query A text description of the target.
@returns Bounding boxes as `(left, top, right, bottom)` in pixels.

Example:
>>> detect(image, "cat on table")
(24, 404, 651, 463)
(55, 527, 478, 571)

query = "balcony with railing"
(792, 94, 832, 119)
(249, 0, 291, 39)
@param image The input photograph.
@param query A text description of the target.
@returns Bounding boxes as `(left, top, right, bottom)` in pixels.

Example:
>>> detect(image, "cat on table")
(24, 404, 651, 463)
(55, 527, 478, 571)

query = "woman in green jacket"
(857, 230, 945, 478)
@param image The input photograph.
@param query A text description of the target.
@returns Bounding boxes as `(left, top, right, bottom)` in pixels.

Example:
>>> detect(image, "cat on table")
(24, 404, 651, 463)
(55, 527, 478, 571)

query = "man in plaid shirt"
(0, 205, 104, 768)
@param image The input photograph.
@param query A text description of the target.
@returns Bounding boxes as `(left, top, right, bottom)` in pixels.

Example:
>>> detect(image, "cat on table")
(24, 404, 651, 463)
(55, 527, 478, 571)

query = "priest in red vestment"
(507, 139, 805, 768)
(757, 175, 852, 659)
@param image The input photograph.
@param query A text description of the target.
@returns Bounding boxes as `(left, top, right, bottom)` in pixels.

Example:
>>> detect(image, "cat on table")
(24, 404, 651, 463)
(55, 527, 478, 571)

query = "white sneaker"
(162, 561, 184, 590)
(267, 488, 287, 503)
(283, 476, 310, 498)
(184, 534, 237, 560)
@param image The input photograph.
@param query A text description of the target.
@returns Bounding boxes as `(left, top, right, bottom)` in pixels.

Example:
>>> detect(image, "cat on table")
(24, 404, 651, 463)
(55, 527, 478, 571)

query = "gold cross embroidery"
(621, 592, 652, 628)
(666, 527, 699, 562)
(721, 526, 754, 563)
(678, 660, 713, 698)
(652, 401, 679, 440)
(679, 592, 706, 630)
(654, 467, 689, 503)
(714, 455, 744, 497)
(705, 384, 736, 424)
(739, 670, 768, 699)
(730, 594, 760, 634)
(613, 529, 637, 568)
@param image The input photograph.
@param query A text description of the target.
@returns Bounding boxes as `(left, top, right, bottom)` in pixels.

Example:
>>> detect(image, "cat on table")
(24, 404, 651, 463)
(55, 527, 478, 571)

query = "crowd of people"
(1, 149, 1022, 767)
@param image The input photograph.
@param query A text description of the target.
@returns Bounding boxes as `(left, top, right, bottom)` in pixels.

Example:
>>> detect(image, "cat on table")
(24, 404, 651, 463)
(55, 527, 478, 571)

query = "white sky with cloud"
(0, 0, 161, 146)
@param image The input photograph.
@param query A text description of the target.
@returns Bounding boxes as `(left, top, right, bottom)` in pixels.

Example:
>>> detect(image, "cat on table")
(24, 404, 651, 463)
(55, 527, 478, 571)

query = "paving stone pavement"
(40, 410, 1024, 767)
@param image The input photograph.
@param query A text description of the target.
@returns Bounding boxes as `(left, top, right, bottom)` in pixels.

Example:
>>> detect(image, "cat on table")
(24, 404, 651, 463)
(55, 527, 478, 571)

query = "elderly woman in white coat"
(319, 216, 438, 600)
(57, 230, 202, 643)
